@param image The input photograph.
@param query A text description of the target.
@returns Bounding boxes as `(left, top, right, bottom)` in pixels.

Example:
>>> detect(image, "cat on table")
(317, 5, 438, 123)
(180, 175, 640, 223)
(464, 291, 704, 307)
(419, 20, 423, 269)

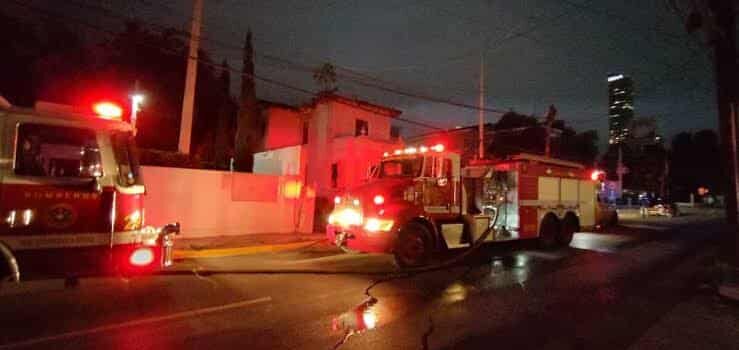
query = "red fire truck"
(326, 144, 617, 266)
(0, 100, 179, 282)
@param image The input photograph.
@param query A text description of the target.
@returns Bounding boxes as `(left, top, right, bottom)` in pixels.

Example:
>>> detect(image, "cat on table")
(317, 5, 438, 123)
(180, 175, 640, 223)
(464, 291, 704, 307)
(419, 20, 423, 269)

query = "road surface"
(0, 214, 731, 349)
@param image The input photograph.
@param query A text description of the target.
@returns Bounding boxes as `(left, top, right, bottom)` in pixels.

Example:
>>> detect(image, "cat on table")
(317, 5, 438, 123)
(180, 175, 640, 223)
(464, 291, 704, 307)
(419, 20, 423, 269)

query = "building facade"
(608, 74, 634, 145)
(255, 93, 402, 199)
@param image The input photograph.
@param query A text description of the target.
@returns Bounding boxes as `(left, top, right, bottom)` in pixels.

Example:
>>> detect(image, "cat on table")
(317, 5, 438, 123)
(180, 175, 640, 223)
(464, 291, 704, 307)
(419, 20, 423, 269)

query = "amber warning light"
(93, 102, 123, 120)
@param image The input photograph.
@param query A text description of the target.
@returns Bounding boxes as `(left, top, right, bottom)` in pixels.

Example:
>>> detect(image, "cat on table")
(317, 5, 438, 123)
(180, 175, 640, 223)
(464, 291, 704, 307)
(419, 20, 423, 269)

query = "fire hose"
(0, 242, 20, 284)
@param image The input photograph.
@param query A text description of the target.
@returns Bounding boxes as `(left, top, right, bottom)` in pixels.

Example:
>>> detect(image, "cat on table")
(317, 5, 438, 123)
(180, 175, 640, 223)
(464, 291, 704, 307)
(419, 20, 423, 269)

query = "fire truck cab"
(326, 144, 617, 267)
(0, 100, 179, 282)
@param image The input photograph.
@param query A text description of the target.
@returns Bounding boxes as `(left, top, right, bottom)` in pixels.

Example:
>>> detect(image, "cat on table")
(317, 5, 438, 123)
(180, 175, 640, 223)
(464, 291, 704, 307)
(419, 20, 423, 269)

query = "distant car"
(642, 202, 679, 218)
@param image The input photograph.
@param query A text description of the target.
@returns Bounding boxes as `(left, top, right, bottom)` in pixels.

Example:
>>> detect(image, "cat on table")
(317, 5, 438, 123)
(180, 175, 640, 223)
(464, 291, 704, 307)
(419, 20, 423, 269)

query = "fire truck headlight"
(21, 209, 33, 226)
(364, 218, 394, 232)
(328, 213, 337, 225)
(5, 210, 16, 227)
(129, 247, 155, 266)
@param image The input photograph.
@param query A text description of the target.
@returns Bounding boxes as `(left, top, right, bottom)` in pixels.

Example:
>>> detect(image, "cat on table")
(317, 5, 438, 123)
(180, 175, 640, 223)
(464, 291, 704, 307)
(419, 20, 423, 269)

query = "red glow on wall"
(283, 180, 303, 199)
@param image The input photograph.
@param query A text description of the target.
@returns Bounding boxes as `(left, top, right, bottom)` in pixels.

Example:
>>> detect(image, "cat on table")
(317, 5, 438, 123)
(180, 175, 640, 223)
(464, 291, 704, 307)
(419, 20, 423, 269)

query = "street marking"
(174, 241, 320, 259)
(0, 296, 272, 349)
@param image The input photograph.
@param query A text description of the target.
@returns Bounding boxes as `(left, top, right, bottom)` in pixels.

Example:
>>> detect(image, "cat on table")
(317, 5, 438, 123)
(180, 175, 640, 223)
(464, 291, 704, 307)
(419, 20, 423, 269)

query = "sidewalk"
(629, 292, 739, 350)
(173, 233, 327, 259)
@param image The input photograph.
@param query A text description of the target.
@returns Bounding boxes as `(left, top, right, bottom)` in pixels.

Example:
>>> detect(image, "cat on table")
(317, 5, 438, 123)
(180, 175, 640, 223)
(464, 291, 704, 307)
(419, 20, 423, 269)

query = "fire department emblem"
(46, 204, 77, 229)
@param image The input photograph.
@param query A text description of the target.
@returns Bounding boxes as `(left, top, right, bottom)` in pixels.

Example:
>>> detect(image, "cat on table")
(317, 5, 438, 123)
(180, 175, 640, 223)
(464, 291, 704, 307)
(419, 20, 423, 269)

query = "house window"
(355, 119, 368, 136)
(331, 163, 339, 188)
(390, 125, 400, 139)
(302, 121, 309, 145)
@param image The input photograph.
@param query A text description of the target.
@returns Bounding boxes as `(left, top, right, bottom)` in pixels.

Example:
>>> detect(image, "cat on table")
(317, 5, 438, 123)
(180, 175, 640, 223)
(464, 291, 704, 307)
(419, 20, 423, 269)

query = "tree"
(213, 60, 237, 169)
(234, 30, 259, 172)
(669, 129, 722, 201)
(21, 18, 229, 159)
(487, 111, 599, 165)
(313, 62, 337, 93)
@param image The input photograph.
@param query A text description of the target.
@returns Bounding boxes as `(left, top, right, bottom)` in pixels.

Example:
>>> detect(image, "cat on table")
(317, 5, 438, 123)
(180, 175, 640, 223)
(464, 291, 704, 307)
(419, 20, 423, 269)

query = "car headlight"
(363, 217, 394, 232)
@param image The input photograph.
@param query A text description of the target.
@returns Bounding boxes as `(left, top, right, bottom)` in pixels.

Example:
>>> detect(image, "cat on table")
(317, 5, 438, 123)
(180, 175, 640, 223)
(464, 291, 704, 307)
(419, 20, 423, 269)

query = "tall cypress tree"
(214, 60, 234, 169)
(234, 30, 257, 171)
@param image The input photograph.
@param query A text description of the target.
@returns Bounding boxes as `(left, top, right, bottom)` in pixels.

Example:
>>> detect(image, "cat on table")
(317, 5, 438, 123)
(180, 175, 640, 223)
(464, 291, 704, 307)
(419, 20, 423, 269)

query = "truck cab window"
(15, 123, 101, 178)
(111, 132, 142, 186)
(380, 158, 423, 178)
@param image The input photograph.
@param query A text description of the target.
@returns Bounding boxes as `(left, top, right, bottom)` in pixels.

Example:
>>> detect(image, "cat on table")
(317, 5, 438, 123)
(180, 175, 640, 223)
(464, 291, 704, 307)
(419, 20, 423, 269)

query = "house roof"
(258, 99, 299, 111)
(308, 92, 402, 117)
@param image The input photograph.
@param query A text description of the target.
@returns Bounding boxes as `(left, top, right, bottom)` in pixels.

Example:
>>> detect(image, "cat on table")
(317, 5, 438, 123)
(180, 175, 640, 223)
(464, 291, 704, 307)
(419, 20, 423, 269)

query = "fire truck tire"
(538, 214, 560, 249)
(558, 213, 579, 246)
(394, 222, 433, 268)
(608, 211, 619, 227)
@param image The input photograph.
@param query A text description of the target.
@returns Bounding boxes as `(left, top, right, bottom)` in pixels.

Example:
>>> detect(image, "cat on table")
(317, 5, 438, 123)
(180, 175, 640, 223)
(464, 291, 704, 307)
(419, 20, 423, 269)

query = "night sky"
(11, 0, 720, 149)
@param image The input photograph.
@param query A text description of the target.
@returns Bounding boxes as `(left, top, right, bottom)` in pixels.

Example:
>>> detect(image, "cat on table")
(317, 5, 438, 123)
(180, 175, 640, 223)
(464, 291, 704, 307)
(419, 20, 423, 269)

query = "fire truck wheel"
(394, 222, 433, 268)
(558, 213, 579, 246)
(608, 211, 619, 227)
(538, 214, 560, 250)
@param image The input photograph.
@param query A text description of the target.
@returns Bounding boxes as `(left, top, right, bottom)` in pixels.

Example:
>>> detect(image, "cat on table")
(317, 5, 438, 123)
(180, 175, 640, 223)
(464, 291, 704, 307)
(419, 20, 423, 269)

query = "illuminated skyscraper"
(607, 74, 634, 144)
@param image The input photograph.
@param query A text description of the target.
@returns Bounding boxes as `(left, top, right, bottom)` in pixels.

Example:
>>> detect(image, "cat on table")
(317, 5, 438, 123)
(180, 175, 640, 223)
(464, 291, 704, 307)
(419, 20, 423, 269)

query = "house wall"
(329, 100, 392, 140)
(253, 145, 305, 176)
(141, 166, 314, 238)
(262, 107, 302, 150)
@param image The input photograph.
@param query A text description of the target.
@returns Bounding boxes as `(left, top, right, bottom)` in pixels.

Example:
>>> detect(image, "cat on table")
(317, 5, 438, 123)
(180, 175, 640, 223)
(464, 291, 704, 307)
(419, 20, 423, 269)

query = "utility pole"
(178, 0, 203, 154)
(478, 53, 485, 160)
(707, 0, 739, 228)
(544, 104, 557, 157)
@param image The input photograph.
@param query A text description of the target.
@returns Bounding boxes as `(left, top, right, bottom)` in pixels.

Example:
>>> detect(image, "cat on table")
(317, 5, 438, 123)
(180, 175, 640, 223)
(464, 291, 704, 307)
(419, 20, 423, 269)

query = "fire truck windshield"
(379, 158, 423, 178)
(14, 123, 102, 178)
(111, 131, 142, 187)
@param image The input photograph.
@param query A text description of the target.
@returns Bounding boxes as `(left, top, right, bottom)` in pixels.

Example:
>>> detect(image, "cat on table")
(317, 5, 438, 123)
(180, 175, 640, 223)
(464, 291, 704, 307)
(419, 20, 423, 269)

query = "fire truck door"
(423, 156, 453, 214)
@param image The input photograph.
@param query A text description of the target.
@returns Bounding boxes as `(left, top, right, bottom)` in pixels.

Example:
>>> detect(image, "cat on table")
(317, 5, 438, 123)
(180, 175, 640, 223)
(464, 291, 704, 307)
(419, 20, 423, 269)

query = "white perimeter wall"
(141, 166, 314, 238)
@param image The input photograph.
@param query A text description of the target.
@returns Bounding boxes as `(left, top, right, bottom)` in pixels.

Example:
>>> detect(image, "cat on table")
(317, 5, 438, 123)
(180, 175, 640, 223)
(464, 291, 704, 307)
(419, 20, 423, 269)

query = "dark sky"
(12, 0, 720, 148)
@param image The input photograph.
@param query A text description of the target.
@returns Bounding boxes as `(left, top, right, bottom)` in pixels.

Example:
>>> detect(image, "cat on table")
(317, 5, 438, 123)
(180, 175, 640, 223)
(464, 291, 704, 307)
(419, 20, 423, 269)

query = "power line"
(9, 0, 448, 132)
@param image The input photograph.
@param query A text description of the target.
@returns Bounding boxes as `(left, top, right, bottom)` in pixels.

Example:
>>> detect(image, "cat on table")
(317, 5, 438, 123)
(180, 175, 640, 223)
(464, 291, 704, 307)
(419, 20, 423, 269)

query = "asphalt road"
(0, 213, 729, 350)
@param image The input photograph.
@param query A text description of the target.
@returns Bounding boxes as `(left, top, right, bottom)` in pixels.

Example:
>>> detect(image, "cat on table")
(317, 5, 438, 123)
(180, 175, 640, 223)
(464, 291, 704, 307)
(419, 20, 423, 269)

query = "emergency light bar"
(93, 102, 123, 120)
(383, 143, 445, 157)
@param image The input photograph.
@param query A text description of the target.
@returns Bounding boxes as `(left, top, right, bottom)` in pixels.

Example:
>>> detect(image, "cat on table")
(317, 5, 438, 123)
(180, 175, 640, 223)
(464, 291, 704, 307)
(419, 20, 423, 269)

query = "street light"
(130, 93, 144, 135)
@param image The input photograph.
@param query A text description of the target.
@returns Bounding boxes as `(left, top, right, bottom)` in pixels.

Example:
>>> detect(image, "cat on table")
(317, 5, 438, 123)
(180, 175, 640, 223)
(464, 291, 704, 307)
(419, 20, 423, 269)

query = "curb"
(173, 240, 324, 259)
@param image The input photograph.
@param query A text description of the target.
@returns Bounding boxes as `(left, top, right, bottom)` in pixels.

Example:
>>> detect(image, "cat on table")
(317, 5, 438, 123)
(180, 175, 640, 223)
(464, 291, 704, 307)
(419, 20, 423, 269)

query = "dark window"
(302, 121, 309, 145)
(331, 163, 339, 188)
(15, 123, 101, 178)
(390, 125, 401, 139)
(379, 158, 423, 178)
(355, 119, 368, 136)
(443, 158, 452, 178)
(111, 132, 142, 187)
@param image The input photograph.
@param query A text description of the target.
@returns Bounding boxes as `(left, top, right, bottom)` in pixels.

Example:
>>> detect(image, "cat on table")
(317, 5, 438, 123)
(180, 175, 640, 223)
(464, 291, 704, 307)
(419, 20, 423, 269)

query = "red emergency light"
(590, 170, 605, 181)
(93, 101, 123, 120)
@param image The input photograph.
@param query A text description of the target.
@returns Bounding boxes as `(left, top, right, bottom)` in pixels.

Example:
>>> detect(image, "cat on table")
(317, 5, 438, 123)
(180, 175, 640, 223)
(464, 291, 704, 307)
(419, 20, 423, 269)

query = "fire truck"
(0, 99, 179, 282)
(326, 144, 617, 267)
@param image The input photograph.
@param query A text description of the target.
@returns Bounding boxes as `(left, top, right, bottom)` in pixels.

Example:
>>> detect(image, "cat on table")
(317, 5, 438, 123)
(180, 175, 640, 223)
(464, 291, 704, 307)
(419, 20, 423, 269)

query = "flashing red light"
(93, 102, 123, 120)
(590, 170, 604, 181)
(129, 247, 155, 266)
(334, 196, 342, 205)
(431, 144, 445, 152)
(373, 195, 384, 205)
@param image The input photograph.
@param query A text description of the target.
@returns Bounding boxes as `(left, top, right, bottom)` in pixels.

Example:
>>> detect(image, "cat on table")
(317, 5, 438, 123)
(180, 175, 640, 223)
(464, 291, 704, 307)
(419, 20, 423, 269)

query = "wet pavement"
(0, 214, 735, 349)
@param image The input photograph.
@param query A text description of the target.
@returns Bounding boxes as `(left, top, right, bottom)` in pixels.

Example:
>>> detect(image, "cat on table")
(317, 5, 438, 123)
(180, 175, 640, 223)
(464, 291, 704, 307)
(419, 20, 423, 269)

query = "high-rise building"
(607, 74, 634, 144)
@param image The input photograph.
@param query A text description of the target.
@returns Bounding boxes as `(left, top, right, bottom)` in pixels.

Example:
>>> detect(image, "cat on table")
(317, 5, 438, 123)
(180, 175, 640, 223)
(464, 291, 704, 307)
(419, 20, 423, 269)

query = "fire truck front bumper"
(326, 224, 397, 254)
(113, 223, 180, 273)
